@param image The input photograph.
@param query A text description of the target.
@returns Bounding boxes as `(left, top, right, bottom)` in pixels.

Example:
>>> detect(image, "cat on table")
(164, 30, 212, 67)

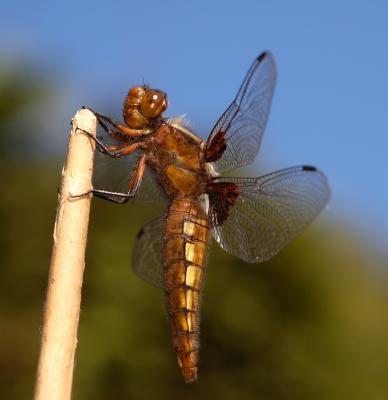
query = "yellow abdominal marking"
(183, 220, 208, 242)
(183, 220, 195, 236)
(185, 242, 196, 263)
(185, 241, 205, 265)
(186, 290, 195, 310)
(185, 265, 201, 288)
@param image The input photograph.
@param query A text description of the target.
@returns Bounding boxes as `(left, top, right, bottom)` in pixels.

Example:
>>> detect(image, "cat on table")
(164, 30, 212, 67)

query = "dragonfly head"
(123, 86, 168, 129)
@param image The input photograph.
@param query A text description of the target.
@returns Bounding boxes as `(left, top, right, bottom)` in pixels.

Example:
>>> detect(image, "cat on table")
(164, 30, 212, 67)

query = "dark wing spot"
(207, 182, 240, 226)
(257, 51, 268, 62)
(205, 130, 227, 162)
(136, 227, 145, 239)
(302, 165, 317, 172)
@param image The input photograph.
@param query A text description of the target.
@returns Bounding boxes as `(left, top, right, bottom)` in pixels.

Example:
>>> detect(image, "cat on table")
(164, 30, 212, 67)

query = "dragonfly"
(79, 51, 330, 383)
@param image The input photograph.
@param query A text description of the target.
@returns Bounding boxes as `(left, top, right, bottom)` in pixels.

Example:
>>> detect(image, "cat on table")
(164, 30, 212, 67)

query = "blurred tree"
(0, 62, 52, 158)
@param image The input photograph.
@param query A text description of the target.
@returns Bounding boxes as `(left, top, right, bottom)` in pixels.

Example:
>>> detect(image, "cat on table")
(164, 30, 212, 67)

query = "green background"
(0, 60, 387, 400)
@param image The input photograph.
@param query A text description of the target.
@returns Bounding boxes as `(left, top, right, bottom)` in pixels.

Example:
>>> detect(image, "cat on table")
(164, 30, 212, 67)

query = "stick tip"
(72, 108, 97, 135)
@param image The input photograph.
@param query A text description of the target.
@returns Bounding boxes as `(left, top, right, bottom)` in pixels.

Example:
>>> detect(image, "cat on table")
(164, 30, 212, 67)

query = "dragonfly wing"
(207, 166, 330, 263)
(205, 52, 277, 173)
(132, 217, 165, 288)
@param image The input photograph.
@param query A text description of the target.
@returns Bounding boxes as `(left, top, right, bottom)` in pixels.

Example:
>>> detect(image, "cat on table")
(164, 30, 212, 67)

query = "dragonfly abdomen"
(163, 198, 209, 383)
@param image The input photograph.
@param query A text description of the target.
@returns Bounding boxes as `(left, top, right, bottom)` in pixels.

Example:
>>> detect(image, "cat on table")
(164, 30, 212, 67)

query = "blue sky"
(1, 0, 387, 249)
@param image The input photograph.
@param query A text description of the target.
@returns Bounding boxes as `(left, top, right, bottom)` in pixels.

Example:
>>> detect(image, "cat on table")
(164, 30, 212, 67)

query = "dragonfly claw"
(68, 189, 94, 200)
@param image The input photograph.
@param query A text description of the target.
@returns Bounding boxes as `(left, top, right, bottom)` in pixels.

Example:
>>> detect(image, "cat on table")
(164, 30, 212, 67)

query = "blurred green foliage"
(0, 64, 387, 400)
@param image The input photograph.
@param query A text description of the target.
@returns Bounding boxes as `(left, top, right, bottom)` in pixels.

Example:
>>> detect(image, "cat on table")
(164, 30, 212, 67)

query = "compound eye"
(128, 86, 145, 98)
(140, 89, 168, 118)
(126, 86, 146, 105)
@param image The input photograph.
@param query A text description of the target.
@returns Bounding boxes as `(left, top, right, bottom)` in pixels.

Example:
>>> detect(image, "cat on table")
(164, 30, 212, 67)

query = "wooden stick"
(34, 108, 96, 400)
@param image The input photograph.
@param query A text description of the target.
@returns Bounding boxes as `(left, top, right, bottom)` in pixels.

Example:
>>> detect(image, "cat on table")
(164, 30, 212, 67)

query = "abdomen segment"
(163, 198, 209, 383)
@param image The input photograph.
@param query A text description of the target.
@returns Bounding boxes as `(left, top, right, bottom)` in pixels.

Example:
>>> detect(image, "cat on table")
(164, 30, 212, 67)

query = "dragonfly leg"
(91, 189, 134, 204)
(71, 153, 147, 204)
(82, 107, 151, 138)
(92, 154, 146, 203)
(81, 107, 132, 142)
(76, 127, 144, 158)
(69, 188, 131, 204)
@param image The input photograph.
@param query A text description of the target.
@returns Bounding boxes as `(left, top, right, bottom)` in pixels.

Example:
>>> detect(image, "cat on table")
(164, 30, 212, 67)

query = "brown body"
(87, 88, 211, 382)
(146, 123, 209, 382)
(164, 199, 208, 382)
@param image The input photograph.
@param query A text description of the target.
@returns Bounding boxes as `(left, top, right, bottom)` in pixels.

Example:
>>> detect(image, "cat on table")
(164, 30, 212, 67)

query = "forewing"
(208, 166, 330, 262)
(132, 218, 165, 288)
(205, 52, 277, 173)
